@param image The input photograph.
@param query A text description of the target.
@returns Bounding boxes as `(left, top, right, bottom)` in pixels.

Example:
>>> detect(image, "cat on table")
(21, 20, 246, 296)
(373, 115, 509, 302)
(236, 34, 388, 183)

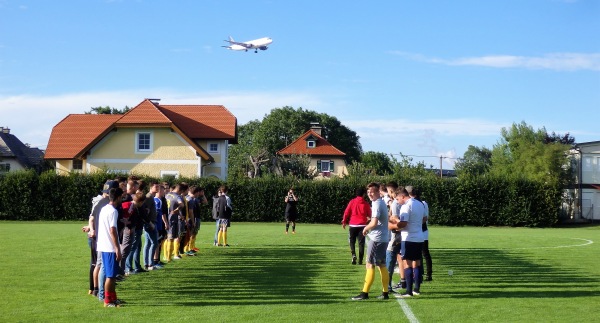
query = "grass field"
(0, 221, 598, 322)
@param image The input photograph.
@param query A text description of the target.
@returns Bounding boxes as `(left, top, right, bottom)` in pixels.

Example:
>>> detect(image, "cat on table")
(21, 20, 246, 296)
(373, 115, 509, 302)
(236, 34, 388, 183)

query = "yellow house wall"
(91, 128, 196, 160)
(55, 160, 79, 175)
(55, 128, 231, 179)
(308, 156, 347, 178)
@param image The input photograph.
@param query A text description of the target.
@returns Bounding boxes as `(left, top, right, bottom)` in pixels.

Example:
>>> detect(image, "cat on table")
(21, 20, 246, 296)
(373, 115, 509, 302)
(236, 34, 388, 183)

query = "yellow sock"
(362, 268, 375, 293)
(217, 231, 223, 245)
(190, 235, 197, 249)
(183, 237, 190, 252)
(173, 240, 180, 257)
(378, 267, 390, 293)
(164, 240, 172, 262)
(223, 231, 228, 245)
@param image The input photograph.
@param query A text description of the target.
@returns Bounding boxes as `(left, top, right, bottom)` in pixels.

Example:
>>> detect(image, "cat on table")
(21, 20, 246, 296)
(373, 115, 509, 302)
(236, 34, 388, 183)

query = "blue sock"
(413, 266, 421, 291)
(404, 267, 414, 294)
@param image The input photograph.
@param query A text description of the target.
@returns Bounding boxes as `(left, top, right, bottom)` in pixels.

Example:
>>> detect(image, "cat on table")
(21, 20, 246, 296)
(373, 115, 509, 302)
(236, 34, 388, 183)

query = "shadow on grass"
(122, 246, 344, 306)
(429, 248, 600, 299)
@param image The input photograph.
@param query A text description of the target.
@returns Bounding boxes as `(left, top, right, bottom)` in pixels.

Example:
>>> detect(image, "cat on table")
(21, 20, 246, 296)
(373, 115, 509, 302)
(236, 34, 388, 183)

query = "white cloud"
(0, 90, 325, 149)
(345, 118, 508, 138)
(390, 52, 600, 71)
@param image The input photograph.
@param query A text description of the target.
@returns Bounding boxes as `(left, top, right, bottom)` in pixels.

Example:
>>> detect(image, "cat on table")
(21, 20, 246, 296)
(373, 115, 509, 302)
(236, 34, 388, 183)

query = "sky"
(1, 0, 599, 169)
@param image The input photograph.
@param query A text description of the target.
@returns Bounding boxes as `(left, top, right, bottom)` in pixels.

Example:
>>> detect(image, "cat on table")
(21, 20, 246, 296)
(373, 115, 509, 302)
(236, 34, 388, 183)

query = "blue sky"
(1, 0, 599, 169)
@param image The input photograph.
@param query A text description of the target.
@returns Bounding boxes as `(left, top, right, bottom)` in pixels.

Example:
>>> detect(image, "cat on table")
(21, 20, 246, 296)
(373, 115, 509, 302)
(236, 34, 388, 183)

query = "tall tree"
(228, 120, 264, 179)
(489, 121, 574, 185)
(454, 145, 493, 177)
(360, 151, 395, 175)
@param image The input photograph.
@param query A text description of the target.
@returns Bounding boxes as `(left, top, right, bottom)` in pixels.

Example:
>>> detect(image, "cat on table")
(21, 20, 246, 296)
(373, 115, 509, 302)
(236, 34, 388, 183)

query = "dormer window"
(305, 134, 317, 148)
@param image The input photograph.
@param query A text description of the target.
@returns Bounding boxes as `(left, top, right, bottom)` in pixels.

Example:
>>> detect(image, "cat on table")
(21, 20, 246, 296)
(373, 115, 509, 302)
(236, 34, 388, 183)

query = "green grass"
(0, 222, 599, 322)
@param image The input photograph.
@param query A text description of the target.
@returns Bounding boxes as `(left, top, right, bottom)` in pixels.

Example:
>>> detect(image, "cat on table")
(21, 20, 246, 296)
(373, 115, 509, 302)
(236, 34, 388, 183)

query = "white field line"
(396, 297, 419, 323)
(246, 238, 594, 251)
(430, 238, 594, 251)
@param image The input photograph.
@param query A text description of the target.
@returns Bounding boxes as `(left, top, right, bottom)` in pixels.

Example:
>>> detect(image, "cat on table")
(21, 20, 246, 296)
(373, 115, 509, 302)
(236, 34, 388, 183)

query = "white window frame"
(160, 170, 180, 179)
(136, 131, 153, 153)
(208, 142, 219, 153)
(321, 160, 331, 173)
(307, 140, 316, 148)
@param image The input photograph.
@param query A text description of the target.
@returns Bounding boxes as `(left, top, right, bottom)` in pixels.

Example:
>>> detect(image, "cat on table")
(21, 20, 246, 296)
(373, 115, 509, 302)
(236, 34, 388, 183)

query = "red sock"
(105, 291, 117, 303)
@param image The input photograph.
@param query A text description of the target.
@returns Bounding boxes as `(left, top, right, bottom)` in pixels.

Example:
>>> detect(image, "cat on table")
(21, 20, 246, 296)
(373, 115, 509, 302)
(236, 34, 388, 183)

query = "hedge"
(0, 170, 562, 227)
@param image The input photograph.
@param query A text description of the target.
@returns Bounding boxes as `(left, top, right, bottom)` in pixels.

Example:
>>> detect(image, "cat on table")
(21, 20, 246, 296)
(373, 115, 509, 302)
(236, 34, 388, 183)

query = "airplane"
(222, 36, 273, 53)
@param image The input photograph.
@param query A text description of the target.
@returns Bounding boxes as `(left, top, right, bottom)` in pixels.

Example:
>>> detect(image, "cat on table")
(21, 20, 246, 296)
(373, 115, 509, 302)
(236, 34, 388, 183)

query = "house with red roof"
(44, 99, 237, 179)
(277, 123, 347, 178)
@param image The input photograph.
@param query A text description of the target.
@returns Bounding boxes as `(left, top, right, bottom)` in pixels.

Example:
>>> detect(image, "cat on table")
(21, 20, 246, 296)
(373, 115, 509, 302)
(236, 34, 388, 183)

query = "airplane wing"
(223, 36, 252, 48)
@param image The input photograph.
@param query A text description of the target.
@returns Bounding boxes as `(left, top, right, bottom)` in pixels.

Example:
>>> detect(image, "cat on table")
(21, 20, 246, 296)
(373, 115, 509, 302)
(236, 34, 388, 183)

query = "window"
(136, 132, 152, 153)
(0, 163, 10, 173)
(583, 157, 593, 172)
(317, 160, 334, 174)
(307, 140, 316, 148)
(160, 170, 180, 179)
(72, 160, 83, 170)
(208, 143, 219, 153)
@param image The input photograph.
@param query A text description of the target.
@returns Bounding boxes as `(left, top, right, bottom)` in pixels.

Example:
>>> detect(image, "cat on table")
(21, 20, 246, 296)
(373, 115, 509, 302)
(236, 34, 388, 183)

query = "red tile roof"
(116, 100, 171, 126)
(160, 105, 237, 141)
(45, 99, 237, 160)
(45, 114, 121, 159)
(277, 130, 346, 156)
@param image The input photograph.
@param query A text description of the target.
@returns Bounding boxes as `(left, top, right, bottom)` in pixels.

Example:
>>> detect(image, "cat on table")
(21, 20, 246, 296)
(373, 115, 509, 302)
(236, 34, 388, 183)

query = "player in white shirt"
(394, 187, 425, 297)
(96, 187, 124, 307)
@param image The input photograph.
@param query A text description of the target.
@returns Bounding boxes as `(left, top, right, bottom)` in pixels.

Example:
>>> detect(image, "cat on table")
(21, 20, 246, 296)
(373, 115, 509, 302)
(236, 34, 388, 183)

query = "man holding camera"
(284, 188, 299, 234)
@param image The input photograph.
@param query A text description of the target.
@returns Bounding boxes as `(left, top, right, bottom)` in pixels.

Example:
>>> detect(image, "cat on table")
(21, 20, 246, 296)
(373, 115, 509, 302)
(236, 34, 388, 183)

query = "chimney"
(310, 122, 322, 136)
(1, 127, 9, 134)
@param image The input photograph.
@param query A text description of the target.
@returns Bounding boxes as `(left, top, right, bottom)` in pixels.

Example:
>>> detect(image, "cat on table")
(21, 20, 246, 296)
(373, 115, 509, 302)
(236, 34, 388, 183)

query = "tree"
(360, 151, 395, 175)
(228, 107, 363, 179)
(454, 145, 493, 177)
(391, 153, 436, 178)
(489, 121, 574, 185)
(85, 106, 131, 114)
(252, 106, 362, 162)
(276, 154, 317, 179)
(228, 120, 263, 179)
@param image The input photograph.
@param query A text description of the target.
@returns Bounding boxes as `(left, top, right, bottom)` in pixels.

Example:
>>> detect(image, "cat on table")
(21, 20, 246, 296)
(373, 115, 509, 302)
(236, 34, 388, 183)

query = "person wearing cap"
(82, 179, 118, 297)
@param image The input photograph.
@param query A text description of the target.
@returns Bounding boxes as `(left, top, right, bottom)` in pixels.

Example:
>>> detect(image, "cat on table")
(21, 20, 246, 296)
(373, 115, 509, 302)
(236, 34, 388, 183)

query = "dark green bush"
(0, 171, 561, 227)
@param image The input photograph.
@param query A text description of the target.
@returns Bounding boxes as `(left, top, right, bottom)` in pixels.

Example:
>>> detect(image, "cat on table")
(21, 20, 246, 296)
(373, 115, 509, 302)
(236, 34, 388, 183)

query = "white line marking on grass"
(431, 238, 594, 251)
(396, 298, 419, 323)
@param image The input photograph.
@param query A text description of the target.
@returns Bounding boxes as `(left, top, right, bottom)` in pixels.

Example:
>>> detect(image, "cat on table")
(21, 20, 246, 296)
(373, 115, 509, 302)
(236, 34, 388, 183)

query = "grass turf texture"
(0, 222, 598, 322)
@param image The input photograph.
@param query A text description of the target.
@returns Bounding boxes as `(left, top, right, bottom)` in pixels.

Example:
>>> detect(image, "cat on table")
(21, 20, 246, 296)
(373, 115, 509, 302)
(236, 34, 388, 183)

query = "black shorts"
(402, 241, 423, 261)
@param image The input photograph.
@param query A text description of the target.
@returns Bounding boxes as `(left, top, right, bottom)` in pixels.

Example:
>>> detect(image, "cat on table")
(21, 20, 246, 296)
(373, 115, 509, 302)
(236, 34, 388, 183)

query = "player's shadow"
(427, 248, 600, 299)
(122, 246, 347, 306)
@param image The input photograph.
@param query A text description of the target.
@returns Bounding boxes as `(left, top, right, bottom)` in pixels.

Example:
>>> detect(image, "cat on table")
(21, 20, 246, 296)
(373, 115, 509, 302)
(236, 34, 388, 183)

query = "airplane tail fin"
(228, 36, 234, 42)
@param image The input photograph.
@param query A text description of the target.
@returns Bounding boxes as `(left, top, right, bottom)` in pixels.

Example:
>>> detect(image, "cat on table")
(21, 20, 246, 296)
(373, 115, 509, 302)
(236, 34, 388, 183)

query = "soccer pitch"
(0, 222, 598, 322)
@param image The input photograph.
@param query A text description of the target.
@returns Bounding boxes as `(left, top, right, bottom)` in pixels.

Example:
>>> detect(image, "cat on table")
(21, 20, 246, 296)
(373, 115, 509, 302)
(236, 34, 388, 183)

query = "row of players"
(82, 178, 232, 307)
